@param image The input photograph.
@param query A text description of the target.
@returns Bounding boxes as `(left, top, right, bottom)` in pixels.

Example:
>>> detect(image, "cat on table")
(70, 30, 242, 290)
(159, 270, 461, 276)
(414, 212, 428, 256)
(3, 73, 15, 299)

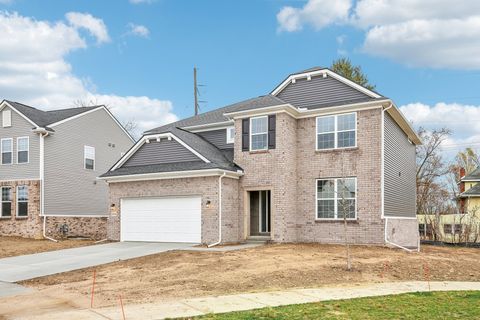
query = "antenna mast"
(194, 66, 199, 116)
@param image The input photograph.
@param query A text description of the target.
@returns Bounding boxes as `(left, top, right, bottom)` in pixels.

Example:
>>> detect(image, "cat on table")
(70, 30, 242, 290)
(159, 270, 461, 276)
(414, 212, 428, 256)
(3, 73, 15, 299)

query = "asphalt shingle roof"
(460, 183, 480, 197)
(463, 167, 480, 180)
(4, 100, 101, 128)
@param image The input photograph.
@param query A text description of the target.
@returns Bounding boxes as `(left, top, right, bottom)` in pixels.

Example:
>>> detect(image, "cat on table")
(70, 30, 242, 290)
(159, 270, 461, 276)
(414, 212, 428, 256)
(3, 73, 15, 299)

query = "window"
(2, 109, 11, 127)
(454, 224, 462, 234)
(17, 137, 29, 164)
(1, 187, 12, 217)
(1, 138, 13, 165)
(250, 116, 268, 151)
(84, 146, 95, 170)
(443, 224, 452, 234)
(418, 223, 425, 234)
(316, 177, 356, 220)
(16, 186, 28, 217)
(316, 113, 356, 150)
(226, 126, 235, 144)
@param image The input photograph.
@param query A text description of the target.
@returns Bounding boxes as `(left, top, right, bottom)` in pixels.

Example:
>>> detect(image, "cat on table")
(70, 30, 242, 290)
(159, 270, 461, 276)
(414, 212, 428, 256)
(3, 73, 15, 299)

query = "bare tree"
(339, 150, 352, 271)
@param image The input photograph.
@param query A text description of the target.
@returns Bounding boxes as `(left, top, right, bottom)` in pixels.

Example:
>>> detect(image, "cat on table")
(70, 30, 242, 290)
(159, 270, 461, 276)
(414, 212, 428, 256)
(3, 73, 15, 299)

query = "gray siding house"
(0, 100, 133, 239)
(101, 67, 421, 248)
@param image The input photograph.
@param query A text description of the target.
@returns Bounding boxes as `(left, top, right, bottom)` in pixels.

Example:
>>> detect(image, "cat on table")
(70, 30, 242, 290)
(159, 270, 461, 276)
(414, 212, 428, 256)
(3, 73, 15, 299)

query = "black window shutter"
(242, 118, 249, 151)
(268, 115, 276, 149)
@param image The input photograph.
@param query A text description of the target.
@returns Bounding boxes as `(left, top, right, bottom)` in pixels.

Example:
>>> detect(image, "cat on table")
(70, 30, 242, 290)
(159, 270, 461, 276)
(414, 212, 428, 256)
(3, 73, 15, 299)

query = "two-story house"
(0, 100, 134, 239)
(100, 67, 421, 248)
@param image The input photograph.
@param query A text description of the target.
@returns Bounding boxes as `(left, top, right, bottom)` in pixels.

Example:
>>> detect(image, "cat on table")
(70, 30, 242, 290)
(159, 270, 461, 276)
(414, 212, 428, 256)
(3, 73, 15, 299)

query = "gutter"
(208, 172, 227, 247)
(38, 130, 58, 242)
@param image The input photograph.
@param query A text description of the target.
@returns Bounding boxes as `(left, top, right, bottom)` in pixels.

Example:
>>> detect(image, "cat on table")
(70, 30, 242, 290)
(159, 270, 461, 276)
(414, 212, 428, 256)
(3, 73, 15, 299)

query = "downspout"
(39, 131, 58, 242)
(381, 103, 415, 252)
(208, 172, 227, 248)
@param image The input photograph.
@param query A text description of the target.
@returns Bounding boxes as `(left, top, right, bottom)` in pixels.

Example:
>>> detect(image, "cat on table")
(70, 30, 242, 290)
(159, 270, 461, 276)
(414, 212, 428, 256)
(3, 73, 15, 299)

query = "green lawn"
(190, 291, 480, 320)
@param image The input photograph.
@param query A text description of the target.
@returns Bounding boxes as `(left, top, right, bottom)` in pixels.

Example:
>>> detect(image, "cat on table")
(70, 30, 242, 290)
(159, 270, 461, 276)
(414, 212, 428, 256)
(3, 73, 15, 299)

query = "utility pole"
(194, 66, 199, 116)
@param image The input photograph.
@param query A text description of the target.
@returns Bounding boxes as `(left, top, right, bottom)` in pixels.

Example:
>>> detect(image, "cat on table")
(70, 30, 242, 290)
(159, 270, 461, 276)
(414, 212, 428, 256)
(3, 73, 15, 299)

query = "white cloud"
(65, 12, 110, 44)
(400, 102, 480, 153)
(0, 12, 177, 134)
(127, 23, 150, 38)
(277, 0, 352, 32)
(277, 0, 480, 69)
(0, 0, 14, 4)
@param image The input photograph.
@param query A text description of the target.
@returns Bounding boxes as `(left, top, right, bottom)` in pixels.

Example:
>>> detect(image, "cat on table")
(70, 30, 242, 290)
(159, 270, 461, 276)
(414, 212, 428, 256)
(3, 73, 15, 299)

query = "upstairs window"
(250, 116, 268, 151)
(1, 187, 12, 217)
(316, 113, 356, 150)
(84, 146, 95, 170)
(316, 177, 357, 220)
(17, 137, 29, 164)
(226, 127, 235, 144)
(17, 186, 28, 217)
(1, 138, 13, 165)
(2, 109, 11, 127)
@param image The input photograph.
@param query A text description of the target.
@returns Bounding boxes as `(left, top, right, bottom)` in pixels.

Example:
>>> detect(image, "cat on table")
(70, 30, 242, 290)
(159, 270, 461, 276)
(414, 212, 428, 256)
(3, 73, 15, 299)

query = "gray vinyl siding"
(123, 139, 201, 167)
(0, 106, 40, 180)
(44, 109, 133, 216)
(384, 113, 416, 218)
(277, 74, 370, 108)
(197, 129, 233, 150)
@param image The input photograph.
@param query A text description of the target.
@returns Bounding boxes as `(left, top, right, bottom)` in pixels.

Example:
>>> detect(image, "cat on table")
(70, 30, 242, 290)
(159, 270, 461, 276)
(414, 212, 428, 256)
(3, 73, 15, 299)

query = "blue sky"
(1, 0, 480, 155)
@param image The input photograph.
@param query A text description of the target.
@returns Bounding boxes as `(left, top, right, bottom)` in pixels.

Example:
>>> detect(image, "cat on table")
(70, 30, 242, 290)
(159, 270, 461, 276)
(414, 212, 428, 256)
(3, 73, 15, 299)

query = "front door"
(249, 190, 271, 237)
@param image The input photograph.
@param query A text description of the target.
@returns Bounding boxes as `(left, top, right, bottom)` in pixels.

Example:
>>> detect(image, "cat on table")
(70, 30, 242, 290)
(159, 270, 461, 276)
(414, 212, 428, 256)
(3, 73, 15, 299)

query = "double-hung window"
(2, 109, 11, 127)
(316, 113, 356, 150)
(1, 187, 12, 217)
(226, 126, 235, 144)
(16, 186, 28, 217)
(1, 138, 13, 165)
(17, 137, 29, 164)
(316, 177, 357, 220)
(84, 146, 95, 170)
(250, 116, 268, 151)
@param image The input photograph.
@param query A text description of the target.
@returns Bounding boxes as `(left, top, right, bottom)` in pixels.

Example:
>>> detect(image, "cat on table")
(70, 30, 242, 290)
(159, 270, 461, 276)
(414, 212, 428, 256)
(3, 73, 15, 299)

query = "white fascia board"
(270, 69, 381, 98)
(461, 179, 480, 182)
(48, 106, 104, 127)
(102, 106, 135, 143)
(183, 120, 234, 132)
(0, 100, 39, 127)
(224, 104, 300, 119)
(110, 132, 211, 171)
(100, 169, 243, 183)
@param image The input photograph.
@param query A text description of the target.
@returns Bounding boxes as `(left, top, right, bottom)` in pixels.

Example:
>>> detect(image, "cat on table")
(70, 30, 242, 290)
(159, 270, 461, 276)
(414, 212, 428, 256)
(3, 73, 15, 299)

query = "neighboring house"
(0, 100, 134, 239)
(418, 167, 480, 243)
(100, 67, 421, 248)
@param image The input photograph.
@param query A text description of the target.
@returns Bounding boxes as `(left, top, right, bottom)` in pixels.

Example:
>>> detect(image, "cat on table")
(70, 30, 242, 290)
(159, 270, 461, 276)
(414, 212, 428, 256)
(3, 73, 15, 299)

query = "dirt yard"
(0, 236, 95, 258)
(18, 243, 480, 309)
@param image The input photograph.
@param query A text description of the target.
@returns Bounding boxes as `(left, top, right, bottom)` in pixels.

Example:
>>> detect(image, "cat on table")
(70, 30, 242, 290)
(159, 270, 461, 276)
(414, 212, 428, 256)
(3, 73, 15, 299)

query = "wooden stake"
(90, 269, 96, 308)
(119, 294, 126, 320)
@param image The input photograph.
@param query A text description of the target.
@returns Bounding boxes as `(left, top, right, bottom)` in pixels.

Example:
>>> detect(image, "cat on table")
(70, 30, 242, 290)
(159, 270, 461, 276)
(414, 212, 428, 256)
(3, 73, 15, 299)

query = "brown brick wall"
(0, 180, 43, 239)
(45, 216, 107, 240)
(295, 109, 384, 244)
(107, 176, 240, 244)
(234, 112, 298, 242)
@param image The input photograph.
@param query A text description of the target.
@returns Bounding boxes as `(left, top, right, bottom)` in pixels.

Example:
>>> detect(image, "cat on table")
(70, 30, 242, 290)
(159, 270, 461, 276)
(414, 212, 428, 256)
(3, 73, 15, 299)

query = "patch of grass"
(190, 291, 480, 319)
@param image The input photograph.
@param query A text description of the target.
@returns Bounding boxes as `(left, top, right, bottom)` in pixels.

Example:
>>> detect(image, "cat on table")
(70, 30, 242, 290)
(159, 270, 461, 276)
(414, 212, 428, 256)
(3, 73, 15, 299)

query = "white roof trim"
(100, 168, 243, 183)
(181, 120, 234, 132)
(0, 100, 39, 127)
(270, 68, 381, 98)
(110, 132, 210, 171)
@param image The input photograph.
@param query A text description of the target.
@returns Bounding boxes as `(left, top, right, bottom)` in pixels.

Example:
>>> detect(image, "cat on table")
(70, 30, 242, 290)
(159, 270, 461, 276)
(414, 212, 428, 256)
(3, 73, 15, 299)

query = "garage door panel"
(121, 196, 201, 243)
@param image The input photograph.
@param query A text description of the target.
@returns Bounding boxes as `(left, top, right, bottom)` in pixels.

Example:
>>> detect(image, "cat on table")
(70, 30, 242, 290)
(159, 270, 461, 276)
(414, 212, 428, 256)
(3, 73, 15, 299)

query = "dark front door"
(249, 190, 271, 236)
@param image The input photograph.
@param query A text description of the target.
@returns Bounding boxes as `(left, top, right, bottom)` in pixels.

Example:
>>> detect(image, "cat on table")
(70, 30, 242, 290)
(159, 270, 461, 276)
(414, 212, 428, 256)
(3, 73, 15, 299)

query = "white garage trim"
(120, 195, 202, 243)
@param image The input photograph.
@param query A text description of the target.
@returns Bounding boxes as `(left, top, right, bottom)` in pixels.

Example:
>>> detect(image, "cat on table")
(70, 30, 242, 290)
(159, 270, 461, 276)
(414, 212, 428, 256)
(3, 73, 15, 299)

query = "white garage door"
(121, 196, 201, 243)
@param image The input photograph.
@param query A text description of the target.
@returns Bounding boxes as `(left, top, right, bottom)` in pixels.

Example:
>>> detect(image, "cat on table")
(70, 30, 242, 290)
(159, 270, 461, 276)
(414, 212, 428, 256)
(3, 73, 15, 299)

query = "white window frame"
(2, 109, 12, 127)
(17, 137, 29, 164)
(316, 112, 357, 151)
(1, 186, 12, 218)
(84, 145, 95, 170)
(315, 177, 357, 221)
(1, 138, 13, 165)
(249, 116, 268, 151)
(16, 185, 28, 218)
(226, 126, 235, 144)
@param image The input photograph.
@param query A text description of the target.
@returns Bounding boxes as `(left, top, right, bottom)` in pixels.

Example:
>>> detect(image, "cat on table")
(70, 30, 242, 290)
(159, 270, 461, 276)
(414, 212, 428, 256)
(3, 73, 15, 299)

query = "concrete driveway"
(0, 242, 195, 283)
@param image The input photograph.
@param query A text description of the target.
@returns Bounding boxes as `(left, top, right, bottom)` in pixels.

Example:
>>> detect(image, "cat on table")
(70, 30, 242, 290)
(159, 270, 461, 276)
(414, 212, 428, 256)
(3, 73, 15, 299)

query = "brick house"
(100, 67, 421, 248)
(0, 100, 134, 239)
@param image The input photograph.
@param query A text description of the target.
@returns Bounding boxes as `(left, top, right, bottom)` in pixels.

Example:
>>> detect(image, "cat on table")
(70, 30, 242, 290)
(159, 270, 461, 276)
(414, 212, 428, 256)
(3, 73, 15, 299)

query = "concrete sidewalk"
(18, 281, 480, 320)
